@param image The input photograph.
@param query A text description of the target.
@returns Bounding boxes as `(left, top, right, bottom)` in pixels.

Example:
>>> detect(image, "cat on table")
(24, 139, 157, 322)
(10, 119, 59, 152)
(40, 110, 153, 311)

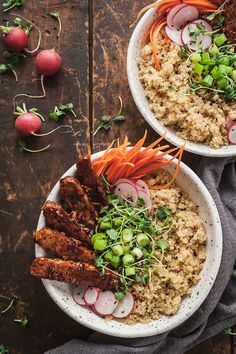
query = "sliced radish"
(84, 287, 100, 306)
(73, 285, 88, 306)
(114, 178, 136, 188)
(165, 26, 184, 46)
(112, 292, 134, 318)
(226, 116, 235, 129)
(227, 123, 236, 144)
(93, 291, 118, 316)
(136, 179, 151, 197)
(115, 182, 138, 204)
(192, 19, 212, 32)
(167, 3, 187, 28)
(172, 5, 199, 30)
(182, 21, 212, 51)
(137, 190, 152, 213)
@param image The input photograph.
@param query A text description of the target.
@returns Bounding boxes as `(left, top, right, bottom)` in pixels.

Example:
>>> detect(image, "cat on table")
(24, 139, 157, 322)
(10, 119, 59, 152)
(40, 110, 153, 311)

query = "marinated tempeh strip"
(30, 257, 119, 291)
(60, 176, 98, 230)
(76, 157, 107, 210)
(34, 227, 96, 263)
(42, 201, 91, 247)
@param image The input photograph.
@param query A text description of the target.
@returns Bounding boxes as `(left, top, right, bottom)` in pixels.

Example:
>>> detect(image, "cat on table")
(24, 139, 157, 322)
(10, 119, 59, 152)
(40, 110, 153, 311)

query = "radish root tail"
(9, 12, 42, 54)
(31, 125, 73, 137)
(13, 75, 46, 110)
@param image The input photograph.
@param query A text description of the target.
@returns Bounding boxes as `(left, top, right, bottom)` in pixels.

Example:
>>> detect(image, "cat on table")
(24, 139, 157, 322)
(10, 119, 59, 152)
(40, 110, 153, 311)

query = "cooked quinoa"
(138, 34, 236, 148)
(124, 170, 206, 324)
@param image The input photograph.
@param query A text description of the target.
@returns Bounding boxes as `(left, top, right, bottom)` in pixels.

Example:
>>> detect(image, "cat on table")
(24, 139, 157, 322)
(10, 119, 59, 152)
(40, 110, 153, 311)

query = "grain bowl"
(34, 146, 222, 337)
(127, 4, 236, 157)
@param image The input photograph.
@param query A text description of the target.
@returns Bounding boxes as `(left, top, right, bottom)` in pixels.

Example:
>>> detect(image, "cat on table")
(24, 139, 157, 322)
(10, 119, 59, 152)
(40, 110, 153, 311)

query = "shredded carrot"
(92, 132, 185, 189)
(150, 19, 166, 70)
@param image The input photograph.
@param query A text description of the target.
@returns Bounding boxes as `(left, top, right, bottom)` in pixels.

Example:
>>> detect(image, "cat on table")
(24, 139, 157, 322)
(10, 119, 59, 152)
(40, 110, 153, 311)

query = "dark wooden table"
(0, 1, 235, 353)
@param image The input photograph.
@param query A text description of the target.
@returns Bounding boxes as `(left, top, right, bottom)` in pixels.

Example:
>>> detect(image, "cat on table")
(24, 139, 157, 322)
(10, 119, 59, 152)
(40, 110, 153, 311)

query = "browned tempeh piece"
(76, 157, 107, 211)
(60, 176, 97, 230)
(30, 257, 119, 291)
(224, 0, 236, 43)
(34, 227, 96, 263)
(42, 201, 91, 247)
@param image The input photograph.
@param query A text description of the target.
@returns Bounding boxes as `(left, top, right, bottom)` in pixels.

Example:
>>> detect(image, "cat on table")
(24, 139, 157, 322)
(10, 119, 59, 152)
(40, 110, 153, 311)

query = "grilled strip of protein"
(76, 157, 107, 211)
(42, 201, 91, 247)
(224, 0, 236, 43)
(60, 176, 97, 230)
(34, 227, 96, 263)
(30, 257, 119, 291)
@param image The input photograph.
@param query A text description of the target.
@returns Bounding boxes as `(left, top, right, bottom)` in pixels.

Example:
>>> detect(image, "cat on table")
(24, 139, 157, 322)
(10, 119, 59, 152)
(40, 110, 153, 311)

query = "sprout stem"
(10, 13, 42, 53)
(11, 68, 18, 82)
(57, 16, 62, 38)
(22, 144, 51, 153)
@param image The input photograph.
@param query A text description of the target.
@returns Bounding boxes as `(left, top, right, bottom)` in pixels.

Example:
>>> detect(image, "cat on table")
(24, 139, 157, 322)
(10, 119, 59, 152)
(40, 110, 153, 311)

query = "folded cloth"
(45, 157, 236, 354)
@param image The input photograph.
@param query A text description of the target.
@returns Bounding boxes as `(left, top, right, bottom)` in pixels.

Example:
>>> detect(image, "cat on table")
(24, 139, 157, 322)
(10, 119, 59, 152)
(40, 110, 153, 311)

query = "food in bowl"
(30, 133, 206, 323)
(136, 0, 236, 148)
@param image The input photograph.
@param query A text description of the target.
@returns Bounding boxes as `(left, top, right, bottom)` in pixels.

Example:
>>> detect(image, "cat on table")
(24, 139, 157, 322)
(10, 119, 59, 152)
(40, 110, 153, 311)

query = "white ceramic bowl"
(127, 8, 236, 157)
(35, 149, 222, 338)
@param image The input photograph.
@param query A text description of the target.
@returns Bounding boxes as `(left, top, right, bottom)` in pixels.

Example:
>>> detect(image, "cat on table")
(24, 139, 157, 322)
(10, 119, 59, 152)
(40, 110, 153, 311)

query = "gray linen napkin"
(45, 157, 236, 354)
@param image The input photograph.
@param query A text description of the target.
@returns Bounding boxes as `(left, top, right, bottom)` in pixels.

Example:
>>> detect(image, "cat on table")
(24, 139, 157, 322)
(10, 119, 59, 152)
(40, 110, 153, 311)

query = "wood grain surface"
(0, 0, 234, 353)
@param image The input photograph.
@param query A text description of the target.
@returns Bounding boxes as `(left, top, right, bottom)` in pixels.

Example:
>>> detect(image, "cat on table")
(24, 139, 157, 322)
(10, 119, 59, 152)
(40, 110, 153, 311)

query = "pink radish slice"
(84, 287, 99, 306)
(226, 116, 235, 129)
(227, 123, 236, 144)
(73, 285, 88, 306)
(136, 179, 151, 197)
(114, 178, 137, 188)
(192, 19, 212, 32)
(167, 3, 187, 28)
(172, 5, 199, 30)
(112, 293, 134, 318)
(93, 291, 117, 316)
(115, 183, 138, 204)
(137, 190, 152, 213)
(182, 22, 212, 51)
(165, 26, 184, 46)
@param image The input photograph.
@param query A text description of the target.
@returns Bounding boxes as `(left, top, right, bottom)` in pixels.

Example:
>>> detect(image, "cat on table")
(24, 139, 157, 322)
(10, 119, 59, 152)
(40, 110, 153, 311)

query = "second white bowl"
(127, 8, 236, 157)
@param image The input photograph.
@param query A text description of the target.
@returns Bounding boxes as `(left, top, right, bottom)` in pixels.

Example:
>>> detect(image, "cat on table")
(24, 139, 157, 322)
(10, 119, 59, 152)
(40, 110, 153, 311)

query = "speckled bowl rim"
(127, 8, 236, 157)
(35, 149, 222, 338)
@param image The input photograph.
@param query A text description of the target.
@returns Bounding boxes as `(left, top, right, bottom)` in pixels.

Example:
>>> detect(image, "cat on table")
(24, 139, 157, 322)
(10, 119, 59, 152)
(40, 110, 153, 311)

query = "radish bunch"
(73, 286, 134, 319)
(114, 178, 152, 213)
(165, 4, 212, 50)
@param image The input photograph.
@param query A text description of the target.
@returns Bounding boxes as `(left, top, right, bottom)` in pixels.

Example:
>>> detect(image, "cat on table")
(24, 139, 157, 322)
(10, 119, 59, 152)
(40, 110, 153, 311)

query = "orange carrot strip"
(182, 0, 217, 9)
(150, 20, 167, 70)
(130, 0, 176, 27)
(147, 145, 185, 189)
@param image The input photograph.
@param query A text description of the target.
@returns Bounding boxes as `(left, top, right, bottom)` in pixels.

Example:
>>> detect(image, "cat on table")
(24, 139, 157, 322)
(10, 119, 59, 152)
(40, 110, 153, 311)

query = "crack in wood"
(88, 0, 94, 152)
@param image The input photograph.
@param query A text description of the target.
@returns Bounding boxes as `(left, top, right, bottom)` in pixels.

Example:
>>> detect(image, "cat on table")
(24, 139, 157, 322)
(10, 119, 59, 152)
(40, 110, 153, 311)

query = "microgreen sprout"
(0, 346, 9, 354)
(50, 12, 62, 38)
(49, 103, 76, 122)
(1, 294, 18, 314)
(3, 0, 23, 12)
(93, 195, 174, 290)
(93, 96, 126, 136)
(18, 139, 51, 153)
(14, 317, 28, 328)
(0, 63, 18, 81)
(224, 328, 236, 336)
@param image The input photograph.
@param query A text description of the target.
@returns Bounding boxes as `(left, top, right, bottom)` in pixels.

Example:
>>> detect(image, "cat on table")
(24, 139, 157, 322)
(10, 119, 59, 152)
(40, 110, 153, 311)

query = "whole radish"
(14, 103, 72, 138)
(36, 49, 62, 77)
(13, 49, 62, 109)
(0, 14, 41, 54)
(3, 27, 28, 52)
(15, 112, 42, 136)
